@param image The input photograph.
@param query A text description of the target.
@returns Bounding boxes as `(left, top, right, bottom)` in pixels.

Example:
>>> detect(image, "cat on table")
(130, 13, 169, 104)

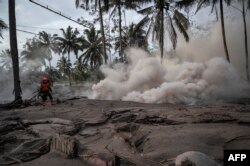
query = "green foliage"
(21, 38, 48, 70)
(114, 16, 149, 55)
(56, 56, 72, 78)
(79, 26, 111, 69)
(44, 67, 61, 82)
(71, 61, 89, 82)
(137, 0, 190, 61)
(86, 67, 105, 82)
(56, 26, 81, 59)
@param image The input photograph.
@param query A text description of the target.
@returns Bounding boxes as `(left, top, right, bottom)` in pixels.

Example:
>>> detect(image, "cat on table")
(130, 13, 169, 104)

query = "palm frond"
(174, 11, 189, 43)
(174, 10, 189, 30)
(137, 5, 154, 15)
(109, 7, 117, 18)
(175, 0, 197, 9)
(166, 12, 177, 49)
(195, 0, 210, 13)
(134, 15, 150, 32)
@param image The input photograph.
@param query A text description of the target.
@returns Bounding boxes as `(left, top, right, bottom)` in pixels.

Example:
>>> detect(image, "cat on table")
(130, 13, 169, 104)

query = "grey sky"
(0, 0, 87, 50)
(0, 0, 144, 66)
(0, 0, 249, 67)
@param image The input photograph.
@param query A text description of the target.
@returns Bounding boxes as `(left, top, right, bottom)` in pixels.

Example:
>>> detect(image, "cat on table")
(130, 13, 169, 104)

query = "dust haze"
(92, 21, 250, 104)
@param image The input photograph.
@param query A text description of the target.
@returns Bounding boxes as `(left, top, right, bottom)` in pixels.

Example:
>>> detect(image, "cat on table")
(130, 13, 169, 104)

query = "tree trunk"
(118, 0, 123, 62)
(68, 52, 72, 86)
(219, 0, 230, 62)
(160, 8, 164, 64)
(49, 58, 52, 69)
(99, 0, 107, 64)
(9, 0, 22, 101)
(242, 0, 249, 81)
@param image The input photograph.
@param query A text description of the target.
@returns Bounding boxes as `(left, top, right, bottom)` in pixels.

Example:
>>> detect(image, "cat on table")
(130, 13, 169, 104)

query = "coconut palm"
(56, 26, 81, 85)
(57, 56, 72, 84)
(21, 39, 47, 70)
(114, 16, 149, 56)
(0, 49, 12, 70)
(37, 31, 59, 70)
(0, 18, 7, 39)
(75, 0, 109, 63)
(9, 0, 22, 101)
(193, 0, 232, 62)
(79, 27, 111, 69)
(105, 0, 141, 62)
(230, 0, 250, 80)
(72, 60, 89, 82)
(241, 0, 250, 81)
(138, 0, 190, 62)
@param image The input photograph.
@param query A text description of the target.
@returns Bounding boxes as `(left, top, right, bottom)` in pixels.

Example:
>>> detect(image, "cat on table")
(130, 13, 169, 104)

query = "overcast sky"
(0, 0, 145, 66)
(0, 0, 248, 67)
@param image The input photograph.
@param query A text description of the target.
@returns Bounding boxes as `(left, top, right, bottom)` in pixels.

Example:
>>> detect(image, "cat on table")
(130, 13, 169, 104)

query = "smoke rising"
(92, 13, 250, 104)
(92, 47, 250, 104)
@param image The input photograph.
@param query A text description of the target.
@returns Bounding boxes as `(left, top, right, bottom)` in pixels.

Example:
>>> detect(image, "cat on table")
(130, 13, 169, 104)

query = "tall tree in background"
(9, 0, 22, 101)
(114, 16, 149, 54)
(241, 0, 250, 81)
(219, 0, 230, 62)
(56, 56, 72, 85)
(230, 0, 250, 81)
(79, 27, 111, 69)
(37, 31, 59, 70)
(138, 0, 190, 63)
(75, 0, 108, 64)
(56, 26, 81, 86)
(106, 0, 140, 62)
(195, 0, 231, 62)
(21, 39, 48, 70)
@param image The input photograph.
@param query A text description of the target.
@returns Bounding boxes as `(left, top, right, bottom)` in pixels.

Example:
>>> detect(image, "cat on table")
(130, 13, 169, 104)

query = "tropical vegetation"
(1, 0, 250, 103)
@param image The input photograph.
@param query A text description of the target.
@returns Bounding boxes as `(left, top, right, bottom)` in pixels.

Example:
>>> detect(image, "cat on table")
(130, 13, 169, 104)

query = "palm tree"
(194, 0, 231, 62)
(79, 27, 111, 69)
(138, 0, 190, 62)
(57, 56, 72, 85)
(0, 49, 12, 70)
(44, 66, 61, 82)
(229, 0, 250, 81)
(0, 18, 7, 39)
(21, 39, 47, 70)
(114, 16, 149, 56)
(56, 26, 81, 85)
(105, 0, 141, 62)
(37, 31, 59, 70)
(75, 0, 109, 64)
(9, 0, 22, 102)
(72, 60, 89, 82)
(241, 0, 250, 81)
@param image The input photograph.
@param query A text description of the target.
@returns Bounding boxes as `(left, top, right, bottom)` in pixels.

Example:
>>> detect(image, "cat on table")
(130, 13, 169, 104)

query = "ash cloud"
(92, 13, 250, 104)
(92, 48, 249, 104)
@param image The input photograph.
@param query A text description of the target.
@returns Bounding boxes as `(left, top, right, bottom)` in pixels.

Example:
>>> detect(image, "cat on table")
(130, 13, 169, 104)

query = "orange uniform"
(40, 76, 53, 105)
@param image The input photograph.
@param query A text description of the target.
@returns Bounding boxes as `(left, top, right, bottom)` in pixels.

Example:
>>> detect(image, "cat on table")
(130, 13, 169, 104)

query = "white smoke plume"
(92, 48, 250, 104)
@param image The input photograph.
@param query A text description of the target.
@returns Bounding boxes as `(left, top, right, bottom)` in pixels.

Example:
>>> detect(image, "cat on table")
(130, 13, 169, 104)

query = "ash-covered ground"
(0, 94, 250, 165)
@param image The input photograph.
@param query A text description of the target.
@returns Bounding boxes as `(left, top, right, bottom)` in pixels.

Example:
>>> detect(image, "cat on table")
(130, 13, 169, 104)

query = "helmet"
(41, 76, 49, 81)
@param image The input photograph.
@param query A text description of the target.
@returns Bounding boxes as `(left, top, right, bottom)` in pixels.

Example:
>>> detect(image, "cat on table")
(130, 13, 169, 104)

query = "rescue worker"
(39, 76, 54, 105)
